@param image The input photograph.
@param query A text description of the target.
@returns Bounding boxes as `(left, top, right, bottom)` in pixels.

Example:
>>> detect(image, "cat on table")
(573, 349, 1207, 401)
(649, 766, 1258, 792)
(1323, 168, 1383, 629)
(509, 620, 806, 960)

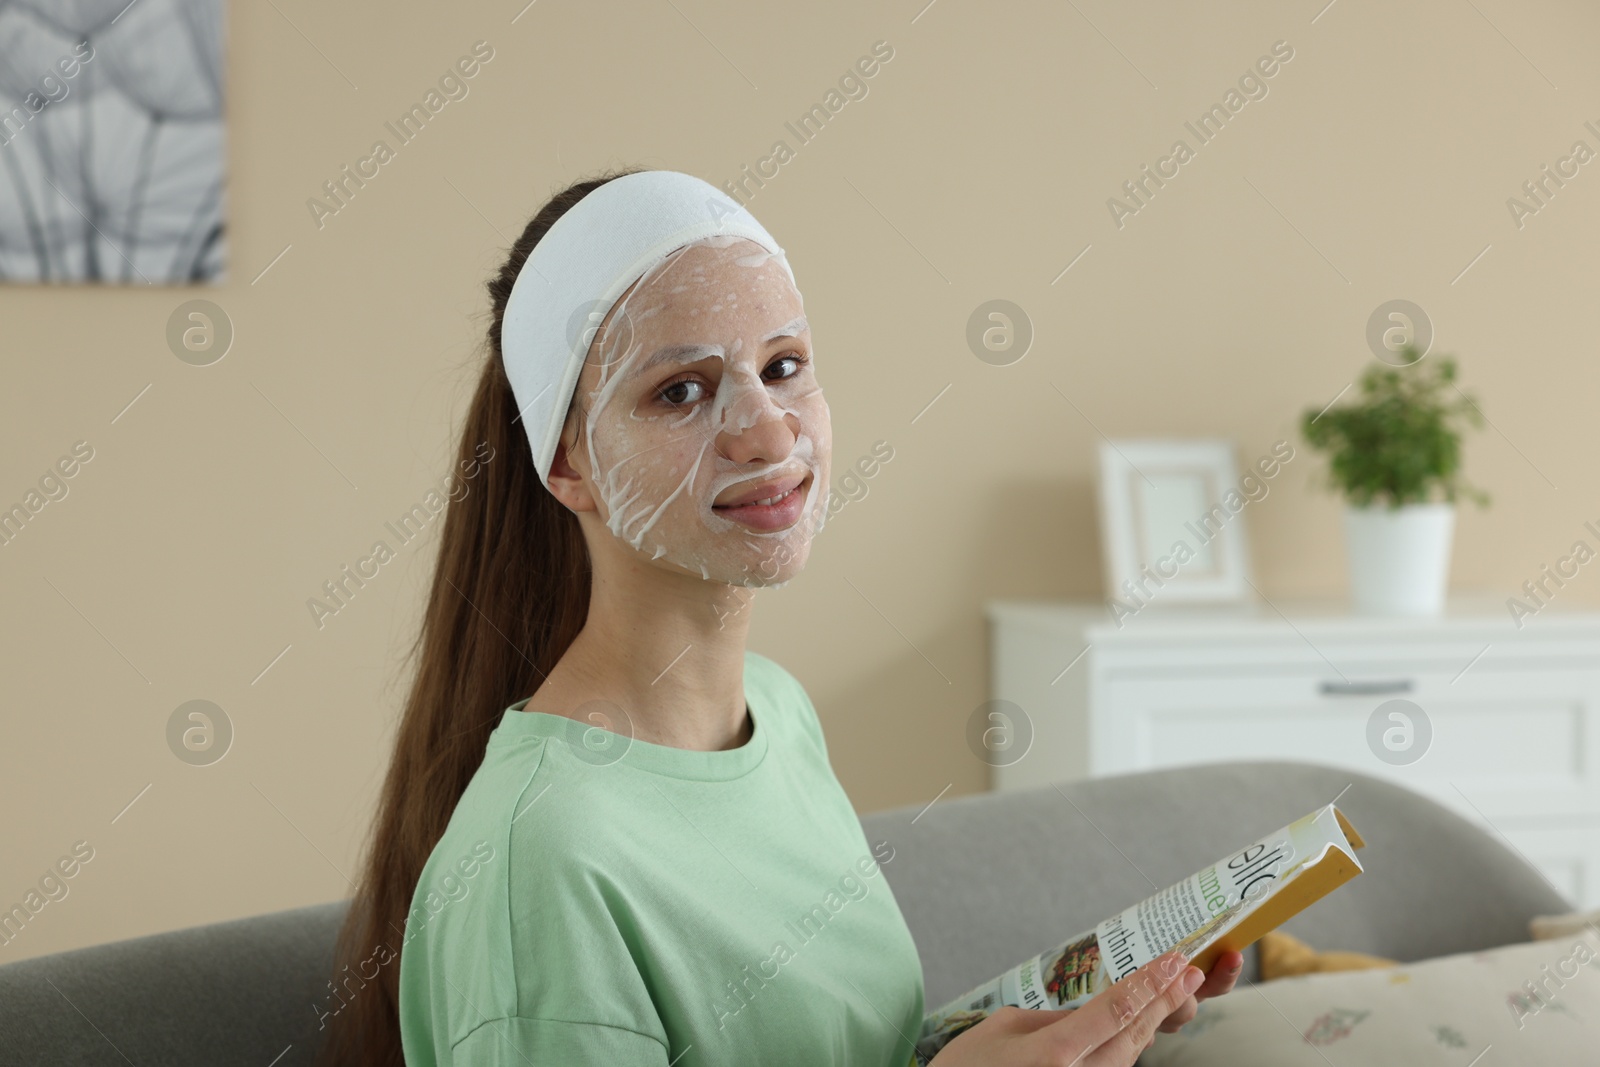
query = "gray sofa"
(0, 761, 1568, 1064)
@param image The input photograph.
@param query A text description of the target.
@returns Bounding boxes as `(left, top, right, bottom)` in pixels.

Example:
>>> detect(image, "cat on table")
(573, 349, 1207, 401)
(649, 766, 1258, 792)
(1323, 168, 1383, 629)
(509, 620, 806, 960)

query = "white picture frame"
(1094, 439, 1253, 605)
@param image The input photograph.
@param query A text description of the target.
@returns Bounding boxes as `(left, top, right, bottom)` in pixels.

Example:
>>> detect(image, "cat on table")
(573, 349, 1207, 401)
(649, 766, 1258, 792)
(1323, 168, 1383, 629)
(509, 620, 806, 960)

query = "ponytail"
(313, 167, 641, 1065)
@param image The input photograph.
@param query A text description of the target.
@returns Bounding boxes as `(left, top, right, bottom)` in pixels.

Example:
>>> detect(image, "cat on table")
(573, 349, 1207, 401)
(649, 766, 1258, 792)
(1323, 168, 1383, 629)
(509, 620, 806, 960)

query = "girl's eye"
(654, 351, 809, 408)
(765, 351, 810, 382)
(657, 377, 707, 406)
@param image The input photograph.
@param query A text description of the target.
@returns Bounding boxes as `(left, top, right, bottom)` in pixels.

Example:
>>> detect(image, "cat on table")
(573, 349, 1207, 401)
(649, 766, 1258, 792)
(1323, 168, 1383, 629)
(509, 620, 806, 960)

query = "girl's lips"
(712, 473, 810, 531)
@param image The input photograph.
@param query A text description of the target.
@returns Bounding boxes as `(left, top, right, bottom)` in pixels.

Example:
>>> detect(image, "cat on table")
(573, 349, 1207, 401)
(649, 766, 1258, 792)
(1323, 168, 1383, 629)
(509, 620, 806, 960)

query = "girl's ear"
(545, 439, 598, 514)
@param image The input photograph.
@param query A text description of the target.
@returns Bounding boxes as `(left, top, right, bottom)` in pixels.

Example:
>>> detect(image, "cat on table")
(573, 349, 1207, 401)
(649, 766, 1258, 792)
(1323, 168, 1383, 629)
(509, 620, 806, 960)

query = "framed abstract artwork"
(0, 0, 227, 284)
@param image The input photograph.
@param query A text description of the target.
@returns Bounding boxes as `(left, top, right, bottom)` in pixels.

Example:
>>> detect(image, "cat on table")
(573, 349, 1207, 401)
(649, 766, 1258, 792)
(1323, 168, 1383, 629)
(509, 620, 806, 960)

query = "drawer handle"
(1319, 679, 1414, 696)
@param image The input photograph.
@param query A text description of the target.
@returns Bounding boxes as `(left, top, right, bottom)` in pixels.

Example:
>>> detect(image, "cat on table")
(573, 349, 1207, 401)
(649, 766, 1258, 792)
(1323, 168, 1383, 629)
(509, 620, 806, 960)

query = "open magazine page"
(911, 804, 1363, 1066)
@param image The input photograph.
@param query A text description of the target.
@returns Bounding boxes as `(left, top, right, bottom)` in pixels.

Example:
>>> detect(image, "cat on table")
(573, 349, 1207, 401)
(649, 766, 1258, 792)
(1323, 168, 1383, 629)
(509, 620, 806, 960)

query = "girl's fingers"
(1002, 1005, 1077, 1036)
(1092, 961, 1204, 1062)
(1035, 951, 1195, 1063)
(1155, 993, 1198, 1033)
(1195, 950, 1245, 1000)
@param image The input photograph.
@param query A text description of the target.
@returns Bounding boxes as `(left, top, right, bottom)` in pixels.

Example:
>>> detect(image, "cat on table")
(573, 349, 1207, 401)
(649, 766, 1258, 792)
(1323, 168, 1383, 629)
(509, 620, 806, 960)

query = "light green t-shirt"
(397, 649, 926, 1066)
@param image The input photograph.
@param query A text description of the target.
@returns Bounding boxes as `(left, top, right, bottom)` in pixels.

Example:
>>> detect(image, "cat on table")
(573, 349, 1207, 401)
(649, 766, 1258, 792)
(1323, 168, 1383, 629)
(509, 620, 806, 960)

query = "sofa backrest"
(0, 760, 1566, 1063)
(0, 896, 345, 1066)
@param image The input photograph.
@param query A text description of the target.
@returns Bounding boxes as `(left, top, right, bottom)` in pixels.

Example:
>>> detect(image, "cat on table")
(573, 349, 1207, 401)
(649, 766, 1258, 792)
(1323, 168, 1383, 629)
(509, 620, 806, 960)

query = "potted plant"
(1299, 346, 1489, 616)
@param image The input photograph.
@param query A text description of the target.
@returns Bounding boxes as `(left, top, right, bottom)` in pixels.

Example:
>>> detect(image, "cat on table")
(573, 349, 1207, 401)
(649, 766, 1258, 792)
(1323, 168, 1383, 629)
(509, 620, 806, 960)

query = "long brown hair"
(313, 166, 643, 1066)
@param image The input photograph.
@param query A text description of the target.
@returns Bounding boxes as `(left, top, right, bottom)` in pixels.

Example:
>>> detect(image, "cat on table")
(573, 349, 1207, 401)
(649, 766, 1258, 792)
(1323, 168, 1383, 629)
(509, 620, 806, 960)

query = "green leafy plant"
(1299, 346, 1490, 510)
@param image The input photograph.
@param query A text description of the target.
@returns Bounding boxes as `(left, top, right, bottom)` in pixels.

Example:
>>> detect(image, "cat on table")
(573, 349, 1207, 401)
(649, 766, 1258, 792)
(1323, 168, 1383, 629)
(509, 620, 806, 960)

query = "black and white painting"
(0, 0, 226, 284)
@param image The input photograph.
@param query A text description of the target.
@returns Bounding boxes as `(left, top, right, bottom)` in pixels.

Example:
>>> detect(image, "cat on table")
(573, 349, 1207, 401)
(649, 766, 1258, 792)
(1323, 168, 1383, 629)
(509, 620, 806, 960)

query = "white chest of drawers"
(986, 596, 1600, 907)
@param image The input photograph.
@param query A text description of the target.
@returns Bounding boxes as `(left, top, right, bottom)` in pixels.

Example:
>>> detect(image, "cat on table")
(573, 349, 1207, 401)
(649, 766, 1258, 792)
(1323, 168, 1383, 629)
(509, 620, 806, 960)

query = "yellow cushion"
(1257, 930, 1398, 980)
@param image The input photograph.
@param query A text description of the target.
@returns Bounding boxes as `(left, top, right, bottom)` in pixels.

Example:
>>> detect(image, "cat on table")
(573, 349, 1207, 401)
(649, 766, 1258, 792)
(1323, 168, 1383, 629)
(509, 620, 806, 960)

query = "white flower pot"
(1342, 502, 1455, 616)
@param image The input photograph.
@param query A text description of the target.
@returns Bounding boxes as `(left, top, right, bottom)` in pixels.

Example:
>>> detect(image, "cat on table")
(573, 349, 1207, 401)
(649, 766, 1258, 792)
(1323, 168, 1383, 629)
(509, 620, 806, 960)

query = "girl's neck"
(528, 569, 758, 753)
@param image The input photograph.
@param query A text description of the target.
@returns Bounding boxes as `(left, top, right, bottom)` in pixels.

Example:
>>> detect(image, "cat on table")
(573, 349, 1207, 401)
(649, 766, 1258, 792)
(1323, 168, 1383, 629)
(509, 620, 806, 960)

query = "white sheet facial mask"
(564, 235, 832, 588)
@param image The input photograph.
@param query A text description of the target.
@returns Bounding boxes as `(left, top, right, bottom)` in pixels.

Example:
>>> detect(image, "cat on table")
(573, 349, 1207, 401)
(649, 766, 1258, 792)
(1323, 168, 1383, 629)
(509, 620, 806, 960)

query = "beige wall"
(5, 0, 1599, 961)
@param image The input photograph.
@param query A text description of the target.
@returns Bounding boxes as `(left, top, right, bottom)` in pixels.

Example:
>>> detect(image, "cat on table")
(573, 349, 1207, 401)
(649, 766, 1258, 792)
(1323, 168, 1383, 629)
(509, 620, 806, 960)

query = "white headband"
(500, 170, 795, 488)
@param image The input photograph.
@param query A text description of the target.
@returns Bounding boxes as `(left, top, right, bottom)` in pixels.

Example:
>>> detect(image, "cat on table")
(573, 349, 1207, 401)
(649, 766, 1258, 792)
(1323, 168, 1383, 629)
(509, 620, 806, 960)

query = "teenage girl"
(314, 168, 1240, 1067)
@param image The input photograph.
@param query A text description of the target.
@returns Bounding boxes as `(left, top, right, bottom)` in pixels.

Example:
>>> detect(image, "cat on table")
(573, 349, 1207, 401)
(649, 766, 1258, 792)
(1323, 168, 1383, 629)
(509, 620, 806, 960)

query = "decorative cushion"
(1257, 930, 1397, 980)
(1142, 932, 1600, 1065)
(1530, 907, 1600, 942)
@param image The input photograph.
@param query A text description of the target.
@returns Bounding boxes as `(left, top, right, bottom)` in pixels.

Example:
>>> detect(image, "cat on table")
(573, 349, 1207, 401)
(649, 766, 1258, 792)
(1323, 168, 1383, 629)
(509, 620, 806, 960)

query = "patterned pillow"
(1141, 931, 1600, 1065)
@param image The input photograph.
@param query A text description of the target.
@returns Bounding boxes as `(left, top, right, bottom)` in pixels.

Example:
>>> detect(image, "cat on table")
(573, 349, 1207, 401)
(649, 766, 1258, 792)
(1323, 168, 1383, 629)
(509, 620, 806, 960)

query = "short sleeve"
(451, 1016, 671, 1064)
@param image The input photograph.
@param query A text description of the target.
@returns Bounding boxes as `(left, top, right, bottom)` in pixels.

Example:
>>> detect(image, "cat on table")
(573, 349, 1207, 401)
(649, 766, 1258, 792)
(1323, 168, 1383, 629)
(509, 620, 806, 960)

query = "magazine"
(911, 803, 1366, 1066)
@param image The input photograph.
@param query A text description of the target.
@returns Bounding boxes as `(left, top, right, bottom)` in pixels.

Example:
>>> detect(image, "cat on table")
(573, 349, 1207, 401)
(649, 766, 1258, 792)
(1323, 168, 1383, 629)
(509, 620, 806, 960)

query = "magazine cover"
(911, 804, 1365, 1065)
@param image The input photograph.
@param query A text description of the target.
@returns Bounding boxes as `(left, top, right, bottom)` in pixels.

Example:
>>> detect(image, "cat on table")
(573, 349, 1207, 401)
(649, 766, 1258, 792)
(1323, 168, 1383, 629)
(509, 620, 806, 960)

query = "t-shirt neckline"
(493, 682, 769, 782)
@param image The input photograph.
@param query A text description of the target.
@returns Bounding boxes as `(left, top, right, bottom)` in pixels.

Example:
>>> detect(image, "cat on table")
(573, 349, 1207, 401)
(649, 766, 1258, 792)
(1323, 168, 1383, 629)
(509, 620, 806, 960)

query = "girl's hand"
(926, 950, 1208, 1066)
(1153, 948, 1243, 1034)
(1193, 950, 1244, 1007)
